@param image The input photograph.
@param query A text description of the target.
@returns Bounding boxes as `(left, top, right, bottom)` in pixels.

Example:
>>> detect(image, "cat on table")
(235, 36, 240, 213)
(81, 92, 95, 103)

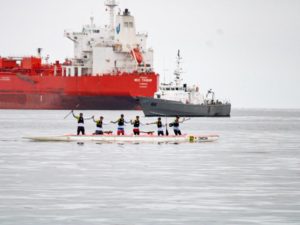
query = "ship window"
(74, 67, 78, 76)
(166, 88, 170, 91)
(129, 22, 133, 27)
(63, 68, 67, 77)
(124, 22, 129, 27)
(151, 102, 157, 107)
(82, 68, 88, 76)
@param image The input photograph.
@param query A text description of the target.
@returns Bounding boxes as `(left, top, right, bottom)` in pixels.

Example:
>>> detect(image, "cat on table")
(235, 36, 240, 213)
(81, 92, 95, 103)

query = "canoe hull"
(24, 134, 219, 143)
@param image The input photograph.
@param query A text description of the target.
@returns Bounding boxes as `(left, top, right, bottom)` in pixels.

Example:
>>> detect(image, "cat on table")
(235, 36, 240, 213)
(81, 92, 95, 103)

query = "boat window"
(151, 102, 157, 107)
(129, 22, 133, 28)
(74, 67, 78, 76)
(124, 22, 129, 27)
(166, 88, 170, 91)
(176, 88, 179, 90)
(82, 68, 88, 76)
(63, 68, 67, 77)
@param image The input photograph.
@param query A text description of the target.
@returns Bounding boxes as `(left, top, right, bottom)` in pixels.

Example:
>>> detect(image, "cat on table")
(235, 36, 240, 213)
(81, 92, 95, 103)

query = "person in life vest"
(92, 116, 106, 135)
(170, 116, 188, 136)
(147, 117, 165, 136)
(72, 111, 92, 135)
(130, 116, 142, 135)
(111, 114, 129, 135)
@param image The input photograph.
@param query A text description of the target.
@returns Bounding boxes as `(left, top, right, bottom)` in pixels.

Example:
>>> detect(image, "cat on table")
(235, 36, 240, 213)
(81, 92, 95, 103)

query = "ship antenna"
(90, 16, 94, 28)
(174, 49, 183, 86)
(105, 0, 118, 33)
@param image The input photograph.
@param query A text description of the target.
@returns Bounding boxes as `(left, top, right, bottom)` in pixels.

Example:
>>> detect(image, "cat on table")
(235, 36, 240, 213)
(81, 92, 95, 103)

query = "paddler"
(111, 114, 129, 136)
(92, 116, 106, 135)
(170, 116, 187, 136)
(147, 117, 165, 136)
(130, 116, 142, 135)
(72, 111, 92, 135)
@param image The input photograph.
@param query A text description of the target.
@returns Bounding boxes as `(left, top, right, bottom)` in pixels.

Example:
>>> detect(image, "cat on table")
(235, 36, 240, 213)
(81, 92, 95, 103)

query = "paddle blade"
(64, 111, 72, 119)
(64, 104, 80, 119)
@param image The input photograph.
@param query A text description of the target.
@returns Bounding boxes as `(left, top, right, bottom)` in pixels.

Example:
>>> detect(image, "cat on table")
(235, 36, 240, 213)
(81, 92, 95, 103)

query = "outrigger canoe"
(24, 134, 219, 143)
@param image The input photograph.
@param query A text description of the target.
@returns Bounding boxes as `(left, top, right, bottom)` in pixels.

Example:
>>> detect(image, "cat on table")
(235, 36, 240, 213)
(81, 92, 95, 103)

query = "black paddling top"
(157, 121, 162, 128)
(118, 118, 125, 126)
(173, 119, 179, 128)
(133, 120, 140, 128)
(96, 120, 103, 128)
(78, 116, 84, 124)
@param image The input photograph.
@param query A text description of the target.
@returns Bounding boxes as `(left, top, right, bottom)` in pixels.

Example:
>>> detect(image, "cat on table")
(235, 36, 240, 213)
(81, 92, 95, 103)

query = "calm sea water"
(0, 109, 300, 225)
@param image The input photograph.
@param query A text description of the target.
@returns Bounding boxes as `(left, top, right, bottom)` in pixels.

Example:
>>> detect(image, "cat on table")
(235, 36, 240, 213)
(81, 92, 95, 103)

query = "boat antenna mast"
(105, 0, 118, 36)
(174, 49, 183, 86)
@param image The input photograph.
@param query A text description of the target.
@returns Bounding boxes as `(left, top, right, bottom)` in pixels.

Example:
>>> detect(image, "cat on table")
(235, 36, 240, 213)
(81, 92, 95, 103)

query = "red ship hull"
(0, 72, 158, 110)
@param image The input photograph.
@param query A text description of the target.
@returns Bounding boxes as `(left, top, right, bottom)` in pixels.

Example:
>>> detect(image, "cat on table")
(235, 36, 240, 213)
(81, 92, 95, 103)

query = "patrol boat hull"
(139, 97, 231, 117)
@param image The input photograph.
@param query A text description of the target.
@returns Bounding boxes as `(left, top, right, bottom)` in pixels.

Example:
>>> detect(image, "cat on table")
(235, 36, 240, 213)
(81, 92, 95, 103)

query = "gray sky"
(0, 0, 299, 108)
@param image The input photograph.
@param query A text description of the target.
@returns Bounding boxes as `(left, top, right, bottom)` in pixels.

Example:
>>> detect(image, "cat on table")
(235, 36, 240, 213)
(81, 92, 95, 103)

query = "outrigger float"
(24, 134, 219, 143)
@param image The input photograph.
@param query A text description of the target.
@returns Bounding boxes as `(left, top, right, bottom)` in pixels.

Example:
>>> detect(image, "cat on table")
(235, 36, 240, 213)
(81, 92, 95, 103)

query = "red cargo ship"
(0, 1, 158, 110)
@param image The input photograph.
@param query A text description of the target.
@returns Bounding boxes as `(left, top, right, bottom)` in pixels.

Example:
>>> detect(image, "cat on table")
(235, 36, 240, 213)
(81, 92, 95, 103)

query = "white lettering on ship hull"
(0, 77, 11, 81)
(134, 77, 153, 83)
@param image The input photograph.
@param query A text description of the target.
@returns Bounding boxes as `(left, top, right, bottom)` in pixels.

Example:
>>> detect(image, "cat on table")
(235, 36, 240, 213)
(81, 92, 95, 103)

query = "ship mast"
(174, 50, 183, 86)
(105, 0, 118, 37)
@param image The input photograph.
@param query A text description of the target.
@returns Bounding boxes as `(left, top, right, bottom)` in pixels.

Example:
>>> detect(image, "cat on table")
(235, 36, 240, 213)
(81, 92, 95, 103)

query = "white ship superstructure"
(63, 0, 154, 76)
(155, 50, 205, 105)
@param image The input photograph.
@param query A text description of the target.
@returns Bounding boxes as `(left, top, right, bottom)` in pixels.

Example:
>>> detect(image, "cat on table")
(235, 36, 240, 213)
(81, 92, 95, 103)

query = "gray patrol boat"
(139, 51, 231, 117)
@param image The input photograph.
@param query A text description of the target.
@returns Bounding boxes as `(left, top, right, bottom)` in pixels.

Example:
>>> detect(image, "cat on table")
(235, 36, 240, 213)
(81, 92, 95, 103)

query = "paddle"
(140, 131, 155, 135)
(165, 116, 169, 136)
(64, 104, 80, 119)
(183, 117, 191, 122)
